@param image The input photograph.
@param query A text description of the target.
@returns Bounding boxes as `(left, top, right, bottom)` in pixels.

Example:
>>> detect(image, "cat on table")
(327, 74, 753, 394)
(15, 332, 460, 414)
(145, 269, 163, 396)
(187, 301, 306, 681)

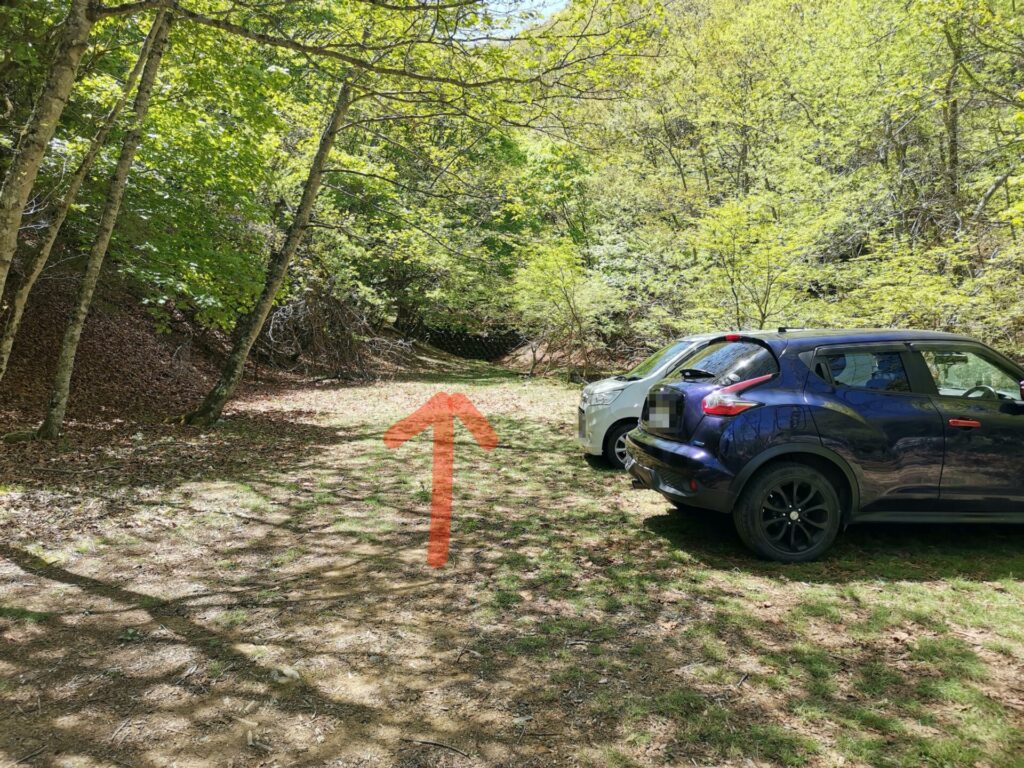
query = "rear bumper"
(624, 429, 736, 513)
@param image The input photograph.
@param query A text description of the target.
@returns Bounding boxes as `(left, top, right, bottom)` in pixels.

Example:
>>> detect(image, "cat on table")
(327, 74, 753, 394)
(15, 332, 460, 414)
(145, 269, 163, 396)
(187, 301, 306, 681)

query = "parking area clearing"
(1, 367, 1022, 767)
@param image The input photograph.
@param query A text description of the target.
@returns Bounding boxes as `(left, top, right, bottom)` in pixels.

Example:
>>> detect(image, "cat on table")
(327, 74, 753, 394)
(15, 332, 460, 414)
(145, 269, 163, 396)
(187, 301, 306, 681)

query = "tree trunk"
(0, 0, 94, 302)
(0, 16, 161, 384)
(35, 11, 172, 440)
(942, 24, 962, 206)
(184, 80, 353, 426)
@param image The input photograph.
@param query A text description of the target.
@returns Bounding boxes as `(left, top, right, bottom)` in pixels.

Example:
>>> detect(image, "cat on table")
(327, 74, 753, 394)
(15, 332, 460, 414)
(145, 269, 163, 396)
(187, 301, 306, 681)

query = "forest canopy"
(1, 0, 1022, 426)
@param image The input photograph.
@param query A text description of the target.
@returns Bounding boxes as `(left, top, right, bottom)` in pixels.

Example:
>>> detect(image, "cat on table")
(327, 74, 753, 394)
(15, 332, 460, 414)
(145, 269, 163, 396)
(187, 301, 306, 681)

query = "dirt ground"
(1, 365, 1023, 767)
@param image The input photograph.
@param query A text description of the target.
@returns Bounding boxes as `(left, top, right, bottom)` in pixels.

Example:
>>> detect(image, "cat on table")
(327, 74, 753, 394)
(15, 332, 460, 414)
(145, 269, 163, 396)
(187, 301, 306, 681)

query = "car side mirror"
(1020, 380, 1024, 402)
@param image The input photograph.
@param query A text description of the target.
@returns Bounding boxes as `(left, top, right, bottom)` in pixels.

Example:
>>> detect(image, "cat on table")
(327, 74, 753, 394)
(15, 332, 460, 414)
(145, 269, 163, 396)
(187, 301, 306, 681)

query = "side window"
(920, 349, 1020, 400)
(818, 351, 911, 393)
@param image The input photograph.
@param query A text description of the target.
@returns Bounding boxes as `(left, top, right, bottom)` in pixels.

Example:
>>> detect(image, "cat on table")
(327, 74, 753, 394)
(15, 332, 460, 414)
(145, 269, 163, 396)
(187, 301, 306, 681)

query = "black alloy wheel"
(733, 462, 842, 562)
(758, 478, 833, 555)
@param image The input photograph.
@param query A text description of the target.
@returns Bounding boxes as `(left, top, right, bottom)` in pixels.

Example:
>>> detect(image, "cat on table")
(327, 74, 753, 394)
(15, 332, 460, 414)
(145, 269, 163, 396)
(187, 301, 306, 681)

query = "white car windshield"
(623, 340, 695, 380)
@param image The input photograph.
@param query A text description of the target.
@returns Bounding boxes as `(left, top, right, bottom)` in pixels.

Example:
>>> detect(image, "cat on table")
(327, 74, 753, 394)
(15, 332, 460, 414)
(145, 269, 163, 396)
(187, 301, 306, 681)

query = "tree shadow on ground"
(1, 379, 1022, 767)
(645, 506, 1024, 583)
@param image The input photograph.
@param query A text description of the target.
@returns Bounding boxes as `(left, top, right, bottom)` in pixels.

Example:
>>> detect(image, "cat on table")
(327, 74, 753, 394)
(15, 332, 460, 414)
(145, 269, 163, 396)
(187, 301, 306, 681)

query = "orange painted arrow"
(384, 392, 498, 568)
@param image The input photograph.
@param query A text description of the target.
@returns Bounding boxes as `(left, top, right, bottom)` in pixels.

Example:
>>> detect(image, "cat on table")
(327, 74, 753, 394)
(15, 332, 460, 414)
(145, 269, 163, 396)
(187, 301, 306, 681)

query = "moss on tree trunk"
(0, 17, 161, 384)
(0, 0, 93, 302)
(35, 11, 173, 440)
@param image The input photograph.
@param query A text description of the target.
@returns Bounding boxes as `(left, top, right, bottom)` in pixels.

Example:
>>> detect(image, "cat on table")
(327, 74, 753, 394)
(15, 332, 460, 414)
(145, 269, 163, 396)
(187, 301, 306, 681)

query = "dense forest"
(1, 0, 1022, 431)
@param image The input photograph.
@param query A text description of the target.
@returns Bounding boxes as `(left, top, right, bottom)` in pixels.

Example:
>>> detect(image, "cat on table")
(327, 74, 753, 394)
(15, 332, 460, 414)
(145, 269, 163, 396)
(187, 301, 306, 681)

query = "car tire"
(603, 421, 635, 470)
(732, 462, 842, 563)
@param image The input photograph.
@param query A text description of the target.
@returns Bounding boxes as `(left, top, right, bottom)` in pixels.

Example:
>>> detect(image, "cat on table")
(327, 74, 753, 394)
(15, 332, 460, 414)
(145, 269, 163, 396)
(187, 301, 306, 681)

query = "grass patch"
(911, 636, 988, 681)
(0, 605, 53, 622)
(214, 608, 249, 629)
(270, 546, 305, 567)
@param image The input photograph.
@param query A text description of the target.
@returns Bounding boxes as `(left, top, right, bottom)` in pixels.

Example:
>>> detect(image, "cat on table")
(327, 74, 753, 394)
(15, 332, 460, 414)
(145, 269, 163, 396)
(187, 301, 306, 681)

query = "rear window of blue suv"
(671, 340, 778, 384)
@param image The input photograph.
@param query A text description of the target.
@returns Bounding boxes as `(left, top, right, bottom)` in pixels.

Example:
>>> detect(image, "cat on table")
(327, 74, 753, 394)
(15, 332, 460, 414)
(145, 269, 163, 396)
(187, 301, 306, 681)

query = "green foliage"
(0, 1, 67, 157)
(513, 238, 619, 372)
(4, 0, 1021, 375)
(509, 0, 1024, 365)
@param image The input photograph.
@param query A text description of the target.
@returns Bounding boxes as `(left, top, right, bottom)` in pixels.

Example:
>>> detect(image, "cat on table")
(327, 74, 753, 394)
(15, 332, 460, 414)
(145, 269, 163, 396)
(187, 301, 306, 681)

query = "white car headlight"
(589, 389, 623, 407)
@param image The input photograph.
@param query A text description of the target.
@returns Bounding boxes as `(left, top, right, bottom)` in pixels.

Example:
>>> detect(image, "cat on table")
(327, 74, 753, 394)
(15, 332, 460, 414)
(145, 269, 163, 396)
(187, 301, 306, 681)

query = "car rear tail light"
(725, 334, 742, 341)
(701, 374, 774, 416)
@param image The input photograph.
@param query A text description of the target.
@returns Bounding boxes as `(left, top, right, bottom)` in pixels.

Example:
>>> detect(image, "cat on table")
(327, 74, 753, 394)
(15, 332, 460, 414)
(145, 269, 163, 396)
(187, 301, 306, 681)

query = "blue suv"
(625, 330, 1024, 562)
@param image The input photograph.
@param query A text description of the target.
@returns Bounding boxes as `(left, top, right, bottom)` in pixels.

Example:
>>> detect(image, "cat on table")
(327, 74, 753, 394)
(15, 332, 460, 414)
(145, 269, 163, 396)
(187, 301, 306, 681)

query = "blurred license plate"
(648, 393, 673, 429)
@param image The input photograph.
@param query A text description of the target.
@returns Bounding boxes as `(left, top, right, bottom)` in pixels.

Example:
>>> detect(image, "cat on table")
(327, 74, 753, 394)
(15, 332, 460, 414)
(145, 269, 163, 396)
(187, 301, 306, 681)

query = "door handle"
(948, 418, 981, 429)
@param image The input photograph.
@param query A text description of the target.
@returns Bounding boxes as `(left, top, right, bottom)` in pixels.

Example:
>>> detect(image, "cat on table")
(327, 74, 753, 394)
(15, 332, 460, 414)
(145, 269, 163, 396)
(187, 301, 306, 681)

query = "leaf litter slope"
(0, 369, 1022, 767)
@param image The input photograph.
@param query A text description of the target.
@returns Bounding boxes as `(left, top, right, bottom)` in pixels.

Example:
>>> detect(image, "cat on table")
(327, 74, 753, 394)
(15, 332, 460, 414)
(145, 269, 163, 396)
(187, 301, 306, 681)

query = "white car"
(578, 334, 719, 468)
